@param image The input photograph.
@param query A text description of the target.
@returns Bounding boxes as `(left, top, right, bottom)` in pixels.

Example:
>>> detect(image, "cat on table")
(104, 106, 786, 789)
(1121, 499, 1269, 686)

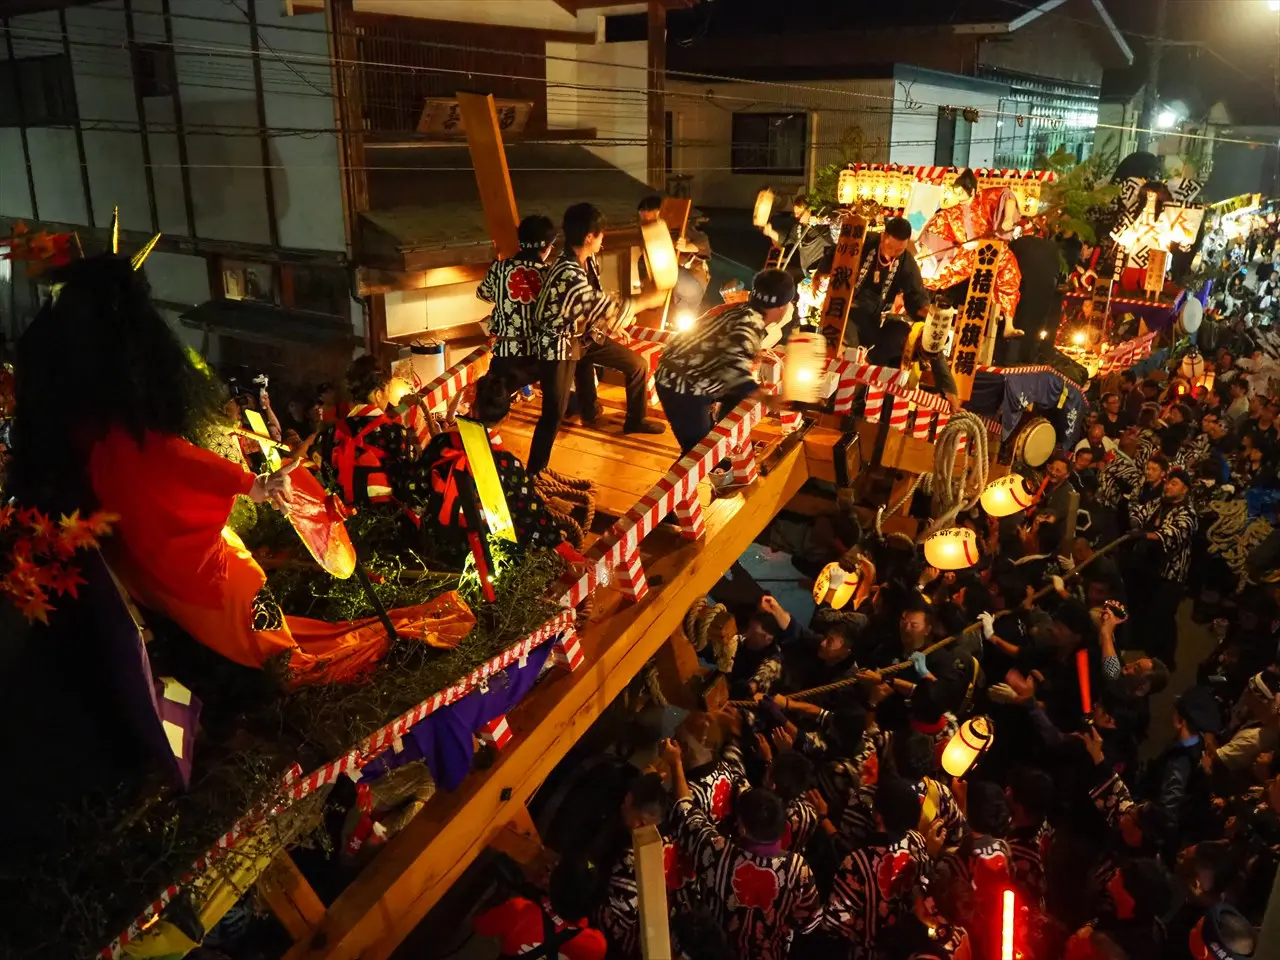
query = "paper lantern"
(386, 377, 413, 407)
(837, 168, 856, 206)
(782, 331, 827, 403)
(1181, 350, 1205, 382)
(752, 188, 775, 228)
(923, 527, 978, 570)
(980, 475, 1034, 518)
(641, 220, 678, 291)
(941, 715, 994, 778)
(921, 305, 954, 355)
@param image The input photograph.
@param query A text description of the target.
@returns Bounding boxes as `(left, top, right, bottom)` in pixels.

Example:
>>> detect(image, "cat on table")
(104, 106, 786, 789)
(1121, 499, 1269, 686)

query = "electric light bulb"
(1072, 331, 1086, 346)
(674, 310, 696, 332)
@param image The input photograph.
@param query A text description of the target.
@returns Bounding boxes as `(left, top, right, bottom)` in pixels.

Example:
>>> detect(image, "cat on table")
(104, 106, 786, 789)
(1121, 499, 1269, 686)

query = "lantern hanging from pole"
(941, 715, 994, 778)
(923, 527, 978, 571)
(640, 220, 679, 291)
(979, 474, 1034, 518)
(753, 188, 775, 228)
(837, 168, 857, 206)
(782, 331, 827, 403)
(1180, 350, 1205, 383)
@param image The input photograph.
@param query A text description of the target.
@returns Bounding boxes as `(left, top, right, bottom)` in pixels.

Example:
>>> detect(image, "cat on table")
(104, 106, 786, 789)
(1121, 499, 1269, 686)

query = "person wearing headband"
(654, 268, 795, 456)
(845, 216, 931, 350)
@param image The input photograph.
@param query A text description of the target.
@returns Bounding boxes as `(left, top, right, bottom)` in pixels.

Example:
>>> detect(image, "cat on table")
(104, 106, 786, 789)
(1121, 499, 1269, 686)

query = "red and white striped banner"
(558, 397, 764, 608)
(851, 163, 1057, 184)
(1098, 331, 1158, 376)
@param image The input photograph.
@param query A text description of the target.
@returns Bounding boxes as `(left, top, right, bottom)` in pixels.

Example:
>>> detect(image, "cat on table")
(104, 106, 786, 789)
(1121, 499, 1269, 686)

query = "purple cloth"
(360, 640, 554, 790)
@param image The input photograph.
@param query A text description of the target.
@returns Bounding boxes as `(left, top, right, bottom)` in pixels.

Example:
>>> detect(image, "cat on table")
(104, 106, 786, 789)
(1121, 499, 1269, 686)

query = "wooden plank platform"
(281, 444, 811, 960)
(500, 382, 784, 519)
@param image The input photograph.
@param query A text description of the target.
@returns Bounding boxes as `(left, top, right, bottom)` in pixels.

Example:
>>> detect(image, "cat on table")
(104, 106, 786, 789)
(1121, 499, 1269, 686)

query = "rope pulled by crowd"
(724, 532, 1138, 708)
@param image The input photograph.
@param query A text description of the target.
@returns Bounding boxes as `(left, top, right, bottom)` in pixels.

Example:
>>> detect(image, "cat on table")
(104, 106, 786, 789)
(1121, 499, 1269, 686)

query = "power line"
(4, 20, 1279, 150)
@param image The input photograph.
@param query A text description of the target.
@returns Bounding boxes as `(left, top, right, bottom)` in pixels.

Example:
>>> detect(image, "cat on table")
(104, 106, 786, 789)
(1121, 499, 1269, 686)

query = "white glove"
(977, 611, 995, 640)
(988, 683, 1021, 705)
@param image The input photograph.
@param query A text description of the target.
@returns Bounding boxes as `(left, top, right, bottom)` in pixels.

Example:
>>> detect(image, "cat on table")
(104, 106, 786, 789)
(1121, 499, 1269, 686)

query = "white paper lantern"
(837, 168, 857, 206)
(782, 331, 828, 403)
(941, 716, 994, 778)
(753, 188, 775, 228)
(923, 527, 978, 570)
(641, 220, 679, 291)
(980, 475, 1034, 518)
(1180, 350, 1206, 382)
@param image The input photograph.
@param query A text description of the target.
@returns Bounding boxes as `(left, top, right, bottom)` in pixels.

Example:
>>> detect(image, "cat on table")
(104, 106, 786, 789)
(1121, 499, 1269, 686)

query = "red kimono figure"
(917, 178, 1024, 334)
(8, 256, 449, 687)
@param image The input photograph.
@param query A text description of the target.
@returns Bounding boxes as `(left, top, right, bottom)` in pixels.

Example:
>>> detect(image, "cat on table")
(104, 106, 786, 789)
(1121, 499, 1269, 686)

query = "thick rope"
(922, 411, 989, 539)
(535, 470, 598, 550)
(725, 532, 1139, 707)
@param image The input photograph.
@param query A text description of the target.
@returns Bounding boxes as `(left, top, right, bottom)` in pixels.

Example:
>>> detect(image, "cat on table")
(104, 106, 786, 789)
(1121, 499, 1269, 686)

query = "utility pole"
(1136, 0, 1169, 152)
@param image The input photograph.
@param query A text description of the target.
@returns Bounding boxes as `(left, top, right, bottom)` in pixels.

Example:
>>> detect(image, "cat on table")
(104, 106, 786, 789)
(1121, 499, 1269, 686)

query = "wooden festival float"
(49, 105, 1201, 960)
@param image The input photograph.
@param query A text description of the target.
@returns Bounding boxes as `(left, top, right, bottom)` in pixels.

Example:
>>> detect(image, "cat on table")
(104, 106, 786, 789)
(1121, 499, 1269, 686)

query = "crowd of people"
(465, 340, 1280, 957)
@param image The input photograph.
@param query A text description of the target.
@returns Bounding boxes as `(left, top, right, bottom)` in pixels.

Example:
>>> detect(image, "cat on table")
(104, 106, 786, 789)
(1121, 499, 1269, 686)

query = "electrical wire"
(7, 17, 1276, 148)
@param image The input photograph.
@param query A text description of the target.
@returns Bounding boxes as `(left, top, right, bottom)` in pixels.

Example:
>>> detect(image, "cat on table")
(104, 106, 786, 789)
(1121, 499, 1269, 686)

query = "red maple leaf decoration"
(48, 565, 86, 599)
(709, 776, 734, 821)
(731, 860, 779, 911)
(506, 266, 542, 304)
(0, 504, 14, 532)
(877, 849, 917, 900)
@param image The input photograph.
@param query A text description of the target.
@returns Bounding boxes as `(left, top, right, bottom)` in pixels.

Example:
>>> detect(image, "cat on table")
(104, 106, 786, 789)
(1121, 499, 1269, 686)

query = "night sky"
(670, 0, 1280, 125)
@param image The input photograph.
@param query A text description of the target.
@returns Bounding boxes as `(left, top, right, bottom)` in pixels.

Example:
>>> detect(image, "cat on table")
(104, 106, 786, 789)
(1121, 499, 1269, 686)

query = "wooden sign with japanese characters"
(817, 213, 867, 352)
(953, 239, 1005, 401)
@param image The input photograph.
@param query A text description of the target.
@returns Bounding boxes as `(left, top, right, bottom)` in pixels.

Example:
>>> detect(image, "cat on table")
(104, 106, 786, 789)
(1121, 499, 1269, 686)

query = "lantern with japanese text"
(837, 168, 857, 206)
(980, 475, 1034, 518)
(641, 220, 678, 291)
(923, 527, 978, 570)
(941, 715, 994, 777)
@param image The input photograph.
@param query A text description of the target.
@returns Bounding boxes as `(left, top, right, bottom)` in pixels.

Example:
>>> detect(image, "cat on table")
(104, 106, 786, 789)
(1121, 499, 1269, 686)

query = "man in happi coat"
(663, 739, 823, 960)
(1127, 466, 1198, 669)
(822, 776, 937, 959)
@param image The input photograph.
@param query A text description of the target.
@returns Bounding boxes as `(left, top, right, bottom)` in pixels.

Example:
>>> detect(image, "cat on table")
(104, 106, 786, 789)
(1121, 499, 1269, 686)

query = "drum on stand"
(1009, 415, 1057, 469)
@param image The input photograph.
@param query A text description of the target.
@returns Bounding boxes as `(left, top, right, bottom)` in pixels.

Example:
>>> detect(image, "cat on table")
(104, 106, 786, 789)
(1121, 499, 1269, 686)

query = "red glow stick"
(1002, 889, 1015, 960)
(1076, 647, 1092, 715)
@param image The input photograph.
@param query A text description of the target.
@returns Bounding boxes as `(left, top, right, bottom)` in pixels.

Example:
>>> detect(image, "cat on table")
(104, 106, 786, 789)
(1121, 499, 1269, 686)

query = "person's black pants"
(657, 381, 757, 456)
(1134, 577, 1182, 669)
(575, 337, 649, 427)
(485, 355, 576, 475)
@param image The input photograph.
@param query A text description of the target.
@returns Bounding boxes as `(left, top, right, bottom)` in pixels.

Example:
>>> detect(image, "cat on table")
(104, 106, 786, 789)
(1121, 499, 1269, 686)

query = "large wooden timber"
(281, 444, 809, 960)
(499, 382, 785, 518)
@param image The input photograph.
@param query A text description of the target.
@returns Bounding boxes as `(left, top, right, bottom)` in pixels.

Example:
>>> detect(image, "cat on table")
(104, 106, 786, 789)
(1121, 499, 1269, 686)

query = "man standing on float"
(844, 217, 931, 350)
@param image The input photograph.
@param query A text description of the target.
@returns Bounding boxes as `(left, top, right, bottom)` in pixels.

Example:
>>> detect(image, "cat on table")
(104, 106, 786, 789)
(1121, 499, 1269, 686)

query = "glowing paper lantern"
(672, 309, 696, 332)
(921, 305, 954, 355)
(386, 377, 413, 407)
(1181, 350, 1205, 382)
(752, 188, 775, 228)
(923, 527, 978, 571)
(782, 331, 827, 403)
(837, 168, 856, 206)
(980, 475, 1034, 518)
(641, 220, 678, 291)
(940, 715, 994, 778)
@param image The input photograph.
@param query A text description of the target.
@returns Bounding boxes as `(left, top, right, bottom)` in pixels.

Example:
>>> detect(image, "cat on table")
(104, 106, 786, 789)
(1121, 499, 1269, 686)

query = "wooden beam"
(60, 8, 95, 228)
(280, 447, 811, 960)
(652, 623, 704, 710)
(633, 825, 673, 960)
(550, 0, 578, 14)
(259, 851, 326, 942)
(457, 92, 521, 261)
(646, 1, 666, 190)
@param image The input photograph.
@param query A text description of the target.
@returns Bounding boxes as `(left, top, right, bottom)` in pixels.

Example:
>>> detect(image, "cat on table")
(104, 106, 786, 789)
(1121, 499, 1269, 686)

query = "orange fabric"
(89, 427, 475, 685)
(90, 427, 256, 608)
